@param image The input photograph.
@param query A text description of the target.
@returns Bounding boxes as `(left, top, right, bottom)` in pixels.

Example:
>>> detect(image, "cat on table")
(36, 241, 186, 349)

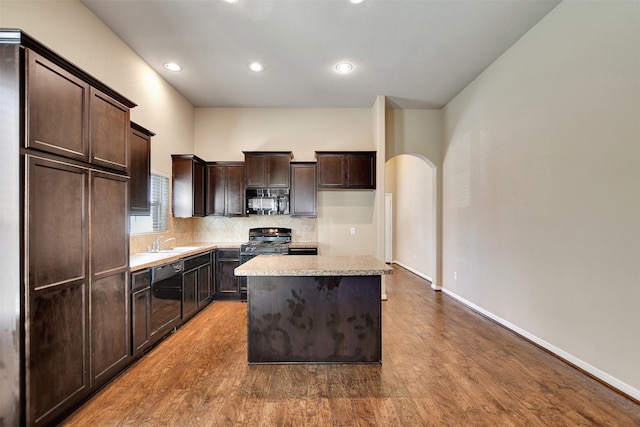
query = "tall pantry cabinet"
(0, 30, 136, 426)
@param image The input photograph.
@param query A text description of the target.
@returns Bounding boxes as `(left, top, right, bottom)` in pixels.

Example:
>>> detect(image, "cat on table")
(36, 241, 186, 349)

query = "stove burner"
(240, 227, 292, 256)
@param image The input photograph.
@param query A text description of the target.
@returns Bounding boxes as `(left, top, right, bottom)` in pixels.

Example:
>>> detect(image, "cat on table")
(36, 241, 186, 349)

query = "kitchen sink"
(165, 246, 202, 252)
(145, 246, 203, 254)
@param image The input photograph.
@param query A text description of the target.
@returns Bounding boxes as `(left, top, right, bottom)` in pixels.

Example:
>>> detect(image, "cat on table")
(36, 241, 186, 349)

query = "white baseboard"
(441, 288, 640, 402)
(392, 261, 433, 283)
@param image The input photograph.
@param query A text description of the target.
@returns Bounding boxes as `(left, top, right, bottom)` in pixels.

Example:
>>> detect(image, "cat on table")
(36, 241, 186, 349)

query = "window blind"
(150, 174, 169, 232)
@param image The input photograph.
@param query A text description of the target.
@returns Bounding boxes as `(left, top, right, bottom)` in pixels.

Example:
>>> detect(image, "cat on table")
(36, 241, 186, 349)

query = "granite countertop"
(129, 241, 319, 271)
(130, 242, 241, 271)
(235, 255, 392, 277)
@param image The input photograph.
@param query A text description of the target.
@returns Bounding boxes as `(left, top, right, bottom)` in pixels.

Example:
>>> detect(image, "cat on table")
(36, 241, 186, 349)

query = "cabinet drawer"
(217, 248, 240, 260)
(184, 252, 211, 271)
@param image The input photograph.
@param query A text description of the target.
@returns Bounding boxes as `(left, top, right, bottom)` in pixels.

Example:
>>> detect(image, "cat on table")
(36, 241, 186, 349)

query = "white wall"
(195, 107, 373, 161)
(385, 108, 443, 285)
(194, 107, 380, 255)
(442, 0, 640, 397)
(386, 155, 435, 280)
(0, 0, 195, 175)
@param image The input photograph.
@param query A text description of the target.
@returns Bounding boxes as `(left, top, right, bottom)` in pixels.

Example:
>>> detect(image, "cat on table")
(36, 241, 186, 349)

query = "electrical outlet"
(350, 227, 356, 235)
(413, 254, 416, 260)
(454, 271, 458, 280)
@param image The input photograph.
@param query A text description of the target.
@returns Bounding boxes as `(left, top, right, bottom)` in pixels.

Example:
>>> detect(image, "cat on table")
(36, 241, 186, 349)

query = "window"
(130, 173, 169, 234)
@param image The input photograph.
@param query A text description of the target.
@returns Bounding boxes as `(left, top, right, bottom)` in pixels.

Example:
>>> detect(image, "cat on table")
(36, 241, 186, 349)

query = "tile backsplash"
(130, 216, 317, 255)
(194, 216, 317, 243)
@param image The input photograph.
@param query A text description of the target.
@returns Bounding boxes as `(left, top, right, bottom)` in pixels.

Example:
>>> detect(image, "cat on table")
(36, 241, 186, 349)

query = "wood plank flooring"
(63, 265, 640, 426)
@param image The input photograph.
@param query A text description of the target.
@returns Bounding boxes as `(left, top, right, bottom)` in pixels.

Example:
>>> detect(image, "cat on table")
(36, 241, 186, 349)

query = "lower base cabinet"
(216, 248, 241, 300)
(183, 252, 213, 320)
(131, 269, 151, 357)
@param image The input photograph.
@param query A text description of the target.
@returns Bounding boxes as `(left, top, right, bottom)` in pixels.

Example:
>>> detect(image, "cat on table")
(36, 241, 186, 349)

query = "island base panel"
(247, 276, 381, 364)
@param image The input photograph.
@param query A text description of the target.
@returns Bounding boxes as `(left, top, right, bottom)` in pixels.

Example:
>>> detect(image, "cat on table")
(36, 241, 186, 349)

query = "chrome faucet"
(158, 237, 176, 251)
(148, 236, 177, 252)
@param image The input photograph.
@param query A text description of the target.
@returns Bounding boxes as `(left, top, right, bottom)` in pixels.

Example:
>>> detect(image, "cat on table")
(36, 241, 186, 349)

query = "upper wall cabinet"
(206, 162, 245, 217)
(129, 122, 154, 215)
(26, 50, 131, 173)
(172, 154, 206, 218)
(26, 50, 89, 162)
(290, 162, 317, 217)
(89, 88, 130, 172)
(315, 151, 376, 190)
(243, 151, 293, 188)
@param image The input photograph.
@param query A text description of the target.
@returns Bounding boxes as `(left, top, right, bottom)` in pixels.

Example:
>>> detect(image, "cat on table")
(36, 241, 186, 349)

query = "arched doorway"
(385, 153, 439, 287)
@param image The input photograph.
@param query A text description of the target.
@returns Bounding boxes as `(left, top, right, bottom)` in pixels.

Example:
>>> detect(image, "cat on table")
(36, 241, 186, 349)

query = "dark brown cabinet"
(183, 252, 213, 319)
(26, 50, 130, 173)
(198, 262, 214, 306)
(129, 123, 154, 215)
(182, 269, 198, 319)
(244, 151, 293, 188)
(89, 88, 130, 172)
(131, 270, 151, 357)
(26, 156, 90, 424)
(4, 30, 136, 426)
(315, 151, 376, 190)
(206, 162, 245, 217)
(172, 154, 206, 217)
(216, 249, 241, 300)
(90, 171, 130, 387)
(26, 50, 89, 162)
(290, 162, 317, 217)
(25, 156, 131, 425)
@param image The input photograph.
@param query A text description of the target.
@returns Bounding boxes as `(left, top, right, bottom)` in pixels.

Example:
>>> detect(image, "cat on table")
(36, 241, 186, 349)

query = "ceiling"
(81, 0, 561, 109)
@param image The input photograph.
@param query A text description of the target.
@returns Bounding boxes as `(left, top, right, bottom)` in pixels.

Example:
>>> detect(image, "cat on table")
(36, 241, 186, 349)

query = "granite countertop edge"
(235, 255, 393, 277)
(129, 241, 319, 271)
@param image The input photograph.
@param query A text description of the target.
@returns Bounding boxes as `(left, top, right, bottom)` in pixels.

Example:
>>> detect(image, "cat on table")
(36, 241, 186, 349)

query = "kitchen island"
(235, 255, 392, 364)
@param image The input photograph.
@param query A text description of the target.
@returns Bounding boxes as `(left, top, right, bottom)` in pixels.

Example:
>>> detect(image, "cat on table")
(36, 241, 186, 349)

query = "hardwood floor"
(63, 265, 640, 426)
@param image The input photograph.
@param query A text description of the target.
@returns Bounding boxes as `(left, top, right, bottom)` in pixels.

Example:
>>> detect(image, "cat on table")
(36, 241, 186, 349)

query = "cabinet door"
(347, 153, 376, 189)
(244, 153, 291, 188)
(183, 269, 198, 319)
(316, 154, 347, 188)
(25, 156, 89, 425)
(90, 172, 130, 386)
(26, 50, 89, 162)
(216, 250, 240, 299)
(244, 154, 266, 188)
(193, 160, 206, 216)
(206, 164, 226, 216)
(91, 272, 129, 386)
(130, 126, 151, 215)
(290, 163, 317, 217)
(89, 88, 130, 172)
(132, 287, 151, 356)
(172, 155, 206, 218)
(226, 164, 245, 216)
(198, 263, 212, 306)
(266, 154, 290, 188)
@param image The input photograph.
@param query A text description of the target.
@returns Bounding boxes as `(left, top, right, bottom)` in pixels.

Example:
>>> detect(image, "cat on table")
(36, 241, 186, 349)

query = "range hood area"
(246, 188, 289, 215)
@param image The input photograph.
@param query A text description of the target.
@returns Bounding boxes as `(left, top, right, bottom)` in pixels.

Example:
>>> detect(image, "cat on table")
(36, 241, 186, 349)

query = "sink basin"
(143, 246, 203, 254)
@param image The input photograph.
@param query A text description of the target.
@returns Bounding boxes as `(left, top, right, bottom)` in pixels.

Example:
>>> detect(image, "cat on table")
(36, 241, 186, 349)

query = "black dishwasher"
(150, 261, 183, 342)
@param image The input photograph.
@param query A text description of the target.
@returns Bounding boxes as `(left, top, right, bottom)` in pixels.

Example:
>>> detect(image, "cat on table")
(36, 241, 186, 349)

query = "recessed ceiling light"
(335, 63, 353, 73)
(164, 62, 182, 72)
(224, 0, 239, 3)
(349, 0, 366, 4)
(249, 62, 264, 72)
